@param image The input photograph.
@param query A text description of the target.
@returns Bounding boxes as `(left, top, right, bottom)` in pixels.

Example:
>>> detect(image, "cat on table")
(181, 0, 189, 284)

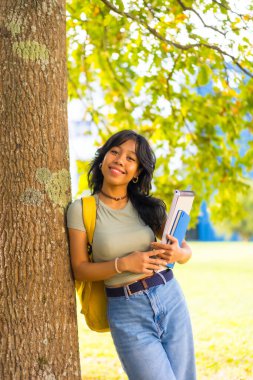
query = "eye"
(127, 156, 135, 161)
(111, 149, 119, 155)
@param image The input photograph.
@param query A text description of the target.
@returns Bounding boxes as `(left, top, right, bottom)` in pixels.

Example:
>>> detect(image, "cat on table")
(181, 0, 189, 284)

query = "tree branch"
(100, 0, 200, 50)
(105, 56, 130, 90)
(212, 0, 243, 17)
(184, 120, 198, 143)
(143, 0, 157, 20)
(176, 0, 227, 36)
(211, 0, 250, 29)
(100, 0, 253, 78)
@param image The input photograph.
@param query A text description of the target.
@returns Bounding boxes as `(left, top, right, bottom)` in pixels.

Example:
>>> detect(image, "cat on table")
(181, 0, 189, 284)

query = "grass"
(77, 242, 253, 380)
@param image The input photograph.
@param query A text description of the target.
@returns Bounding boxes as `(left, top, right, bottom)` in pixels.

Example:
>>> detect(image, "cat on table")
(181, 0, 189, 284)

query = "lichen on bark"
(12, 41, 49, 64)
(36, 168, 52, 185)
(20, 188, 44, 205)
(45, 169, 71, 208)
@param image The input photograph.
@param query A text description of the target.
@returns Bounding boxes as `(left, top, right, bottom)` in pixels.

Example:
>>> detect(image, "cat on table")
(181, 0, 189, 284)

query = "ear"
(134, 167, 142, 178)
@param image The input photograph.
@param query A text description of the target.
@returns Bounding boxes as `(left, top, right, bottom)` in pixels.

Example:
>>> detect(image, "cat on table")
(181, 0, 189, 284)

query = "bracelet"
(114, 257, 122, 274)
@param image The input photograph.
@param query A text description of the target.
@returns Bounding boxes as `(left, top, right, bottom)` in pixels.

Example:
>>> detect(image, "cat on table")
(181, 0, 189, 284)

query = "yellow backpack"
(75, 196, 110, 332)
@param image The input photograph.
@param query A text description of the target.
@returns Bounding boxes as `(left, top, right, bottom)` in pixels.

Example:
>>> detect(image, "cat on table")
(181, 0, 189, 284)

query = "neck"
(100, 189, 128, 201)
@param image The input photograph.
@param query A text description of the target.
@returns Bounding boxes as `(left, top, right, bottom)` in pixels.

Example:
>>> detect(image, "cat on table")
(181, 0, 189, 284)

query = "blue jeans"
(107, 277, 196, 380)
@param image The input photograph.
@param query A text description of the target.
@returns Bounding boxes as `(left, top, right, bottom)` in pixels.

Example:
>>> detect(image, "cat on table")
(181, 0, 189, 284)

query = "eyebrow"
(113, 146, 137, 155)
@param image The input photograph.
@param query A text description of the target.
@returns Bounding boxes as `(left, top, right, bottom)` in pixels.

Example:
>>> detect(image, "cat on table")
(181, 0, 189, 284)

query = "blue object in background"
(197, 202, 222, 241)
(197, 202, 242, 241)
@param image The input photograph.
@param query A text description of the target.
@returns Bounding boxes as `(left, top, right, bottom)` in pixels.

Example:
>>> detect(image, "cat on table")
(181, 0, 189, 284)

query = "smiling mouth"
(109, 166, 126, 174)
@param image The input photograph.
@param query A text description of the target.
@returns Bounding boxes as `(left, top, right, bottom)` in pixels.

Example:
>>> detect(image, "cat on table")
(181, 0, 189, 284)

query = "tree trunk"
(0, 1, 81, 379)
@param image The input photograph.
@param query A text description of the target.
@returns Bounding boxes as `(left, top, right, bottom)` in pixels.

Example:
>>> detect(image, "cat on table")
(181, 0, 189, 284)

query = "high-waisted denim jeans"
(107, 277, 196, 380)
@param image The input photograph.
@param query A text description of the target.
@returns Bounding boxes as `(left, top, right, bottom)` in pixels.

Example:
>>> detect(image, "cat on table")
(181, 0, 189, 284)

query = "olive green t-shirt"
(67, 194, 157, 287)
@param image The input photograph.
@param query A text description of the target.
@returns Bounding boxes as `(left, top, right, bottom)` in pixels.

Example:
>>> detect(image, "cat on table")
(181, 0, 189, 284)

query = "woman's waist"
(105, 266, 168, 288)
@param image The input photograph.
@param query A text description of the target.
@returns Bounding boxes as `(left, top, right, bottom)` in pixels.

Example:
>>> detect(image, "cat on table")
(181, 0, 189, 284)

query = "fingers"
(144, 264, 167, 273)
(150, 242, 172, 250)
(148, 258, 168, 267)
(127, 251, 168, 274)
(148, 246, 175, 263)
(145, 249, 165, 257)
(142, 268, 155, 275)
(143, 252, 168, 270)
(166, 234, 178, 243)
(156, 252, 172, 260)
(151, 235, 178, 250)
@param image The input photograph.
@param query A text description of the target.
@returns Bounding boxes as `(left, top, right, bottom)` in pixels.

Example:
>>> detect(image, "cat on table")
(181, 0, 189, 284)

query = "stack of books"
(162, 190, 195, 269)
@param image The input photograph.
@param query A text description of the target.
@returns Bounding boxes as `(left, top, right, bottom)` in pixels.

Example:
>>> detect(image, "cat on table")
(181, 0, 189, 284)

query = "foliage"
(75, 160, 90, 197)
(66, 0, 253, 225)
(213, 180, 253, 240)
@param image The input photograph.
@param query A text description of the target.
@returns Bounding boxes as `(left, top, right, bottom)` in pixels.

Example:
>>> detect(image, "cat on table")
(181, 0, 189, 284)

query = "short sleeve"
(67, 199, 85, 232)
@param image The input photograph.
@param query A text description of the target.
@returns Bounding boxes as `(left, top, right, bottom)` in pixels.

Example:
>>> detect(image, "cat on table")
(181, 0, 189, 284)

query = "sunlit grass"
(77, 242, 253, 380)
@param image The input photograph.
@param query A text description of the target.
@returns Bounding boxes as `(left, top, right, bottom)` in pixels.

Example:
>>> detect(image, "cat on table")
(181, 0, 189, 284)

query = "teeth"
(110, 167, 123, 174)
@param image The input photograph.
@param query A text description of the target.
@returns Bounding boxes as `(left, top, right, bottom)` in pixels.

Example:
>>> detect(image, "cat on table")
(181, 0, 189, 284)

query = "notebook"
(162, 190, 195, 244)
(166, 210, 190, 269)
(162, 190, 195, 269)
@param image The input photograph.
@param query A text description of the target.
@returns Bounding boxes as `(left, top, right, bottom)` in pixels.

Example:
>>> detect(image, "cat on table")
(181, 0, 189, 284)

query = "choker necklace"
(100, 190, 128, 201)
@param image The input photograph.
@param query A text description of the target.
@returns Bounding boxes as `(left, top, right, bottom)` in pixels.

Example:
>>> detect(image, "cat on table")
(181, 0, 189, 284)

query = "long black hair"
(88, 130, 166, 235)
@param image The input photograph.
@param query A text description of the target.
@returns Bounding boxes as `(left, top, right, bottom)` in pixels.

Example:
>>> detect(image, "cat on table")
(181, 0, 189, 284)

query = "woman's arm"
(68, 228, 118, 281)
(150, 234, 192, 265)
(68, 228, 168, 281)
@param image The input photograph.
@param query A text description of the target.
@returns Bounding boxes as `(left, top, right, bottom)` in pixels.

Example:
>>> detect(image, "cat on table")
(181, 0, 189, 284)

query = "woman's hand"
(150, 235, 192, 265)
(119, 250, 168, 275)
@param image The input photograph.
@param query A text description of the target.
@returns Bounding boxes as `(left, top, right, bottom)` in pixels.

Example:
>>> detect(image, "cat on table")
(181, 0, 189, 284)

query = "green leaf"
(197, 64, 212, 86)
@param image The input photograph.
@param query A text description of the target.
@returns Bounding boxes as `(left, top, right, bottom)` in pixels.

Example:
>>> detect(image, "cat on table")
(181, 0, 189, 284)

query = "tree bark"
(0, 1, 81, 379)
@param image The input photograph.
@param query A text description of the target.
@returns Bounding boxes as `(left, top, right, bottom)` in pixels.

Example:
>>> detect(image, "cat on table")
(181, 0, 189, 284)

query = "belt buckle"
(125, 285, 133, 296)
(125, 277, 149, 296)
(141, 278, 148, 290)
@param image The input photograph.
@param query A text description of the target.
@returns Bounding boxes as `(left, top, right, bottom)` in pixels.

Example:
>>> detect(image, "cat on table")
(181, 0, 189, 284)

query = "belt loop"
(123, 286, 130, 299)
(156, 271, 167, 285)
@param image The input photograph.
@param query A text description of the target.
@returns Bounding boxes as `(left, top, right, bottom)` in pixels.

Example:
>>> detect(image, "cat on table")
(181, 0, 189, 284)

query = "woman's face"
(101, 139, 140, 189)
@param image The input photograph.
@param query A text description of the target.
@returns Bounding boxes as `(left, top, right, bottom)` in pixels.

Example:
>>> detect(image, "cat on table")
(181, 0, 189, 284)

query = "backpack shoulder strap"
(81, 196, 96, 245)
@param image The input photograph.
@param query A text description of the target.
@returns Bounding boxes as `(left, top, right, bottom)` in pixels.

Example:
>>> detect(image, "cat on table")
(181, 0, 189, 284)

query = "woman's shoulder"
(67, 198, 82, 214)
(67, 198, 85, 231)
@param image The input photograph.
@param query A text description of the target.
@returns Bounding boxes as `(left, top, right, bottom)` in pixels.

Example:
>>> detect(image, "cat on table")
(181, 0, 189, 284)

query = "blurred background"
(66, 1, 253, 378)
(68, 98, 253, 244)
(67, 0, 253, 243)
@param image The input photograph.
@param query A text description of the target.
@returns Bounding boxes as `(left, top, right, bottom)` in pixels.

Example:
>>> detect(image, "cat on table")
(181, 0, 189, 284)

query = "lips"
(109, 166, 125, 175)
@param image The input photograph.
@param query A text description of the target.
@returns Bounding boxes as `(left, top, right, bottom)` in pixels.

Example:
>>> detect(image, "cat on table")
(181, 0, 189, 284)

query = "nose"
(114, 153, 124, 166)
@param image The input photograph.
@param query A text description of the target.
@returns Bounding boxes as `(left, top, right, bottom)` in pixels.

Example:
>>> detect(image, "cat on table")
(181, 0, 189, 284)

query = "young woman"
(67, 130, 196, 380)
